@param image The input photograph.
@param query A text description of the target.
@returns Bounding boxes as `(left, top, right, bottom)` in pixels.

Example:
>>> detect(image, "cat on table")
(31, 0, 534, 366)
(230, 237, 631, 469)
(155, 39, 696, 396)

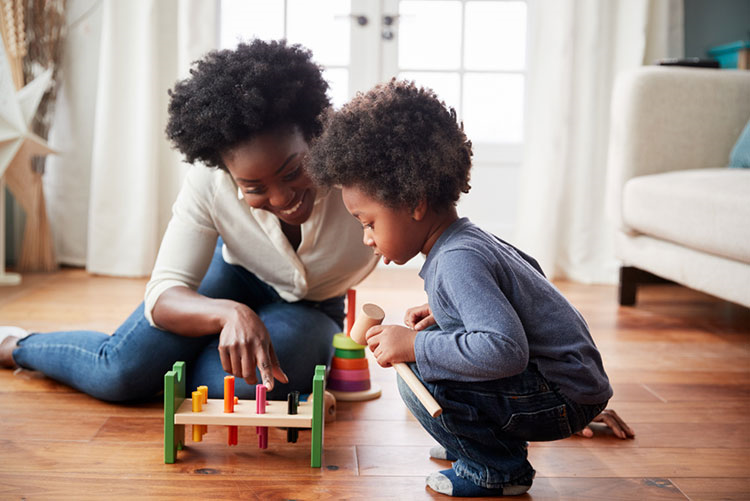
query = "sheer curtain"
(45, 0, 218, 276)
(514, 0, 683, 283)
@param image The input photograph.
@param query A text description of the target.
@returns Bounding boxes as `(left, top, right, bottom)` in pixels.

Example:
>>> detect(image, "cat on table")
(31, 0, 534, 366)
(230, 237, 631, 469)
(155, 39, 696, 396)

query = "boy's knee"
(396, 374, 421, 411)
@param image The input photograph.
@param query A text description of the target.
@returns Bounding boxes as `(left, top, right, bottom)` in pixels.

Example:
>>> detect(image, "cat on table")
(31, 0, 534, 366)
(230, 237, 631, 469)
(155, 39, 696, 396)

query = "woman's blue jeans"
(13, 241, 344, 402)
(397, 362, 607, 489)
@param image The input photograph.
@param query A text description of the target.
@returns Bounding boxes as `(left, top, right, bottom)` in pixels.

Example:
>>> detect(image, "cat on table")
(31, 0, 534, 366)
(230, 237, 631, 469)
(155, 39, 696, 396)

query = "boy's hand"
(364, 325, 417, 368)
(576, 409, 635, 439)
(404, 303, 435, 331)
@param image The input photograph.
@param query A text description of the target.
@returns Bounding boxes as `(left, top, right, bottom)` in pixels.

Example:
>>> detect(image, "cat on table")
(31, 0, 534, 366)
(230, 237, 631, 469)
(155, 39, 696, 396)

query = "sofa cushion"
(622, 168, 750, 263)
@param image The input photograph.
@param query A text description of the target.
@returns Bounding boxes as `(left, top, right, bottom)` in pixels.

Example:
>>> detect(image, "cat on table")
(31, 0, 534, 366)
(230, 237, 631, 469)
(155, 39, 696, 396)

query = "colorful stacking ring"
(329, 368, 371, 382)
(327, 378, 371, 392)
(334, 348, 366, 359)
(332, 333, 366, 350)
(331, 356, 369, 370)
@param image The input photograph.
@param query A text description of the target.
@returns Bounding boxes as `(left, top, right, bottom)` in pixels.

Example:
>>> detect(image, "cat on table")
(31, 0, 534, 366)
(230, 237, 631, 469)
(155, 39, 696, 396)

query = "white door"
(220, 0, 528, 258)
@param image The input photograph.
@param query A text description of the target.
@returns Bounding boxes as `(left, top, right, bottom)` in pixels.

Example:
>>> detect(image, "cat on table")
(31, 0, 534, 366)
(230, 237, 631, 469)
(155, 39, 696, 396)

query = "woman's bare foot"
(0, 335, 19, 368)
(0, 326, 27, 368)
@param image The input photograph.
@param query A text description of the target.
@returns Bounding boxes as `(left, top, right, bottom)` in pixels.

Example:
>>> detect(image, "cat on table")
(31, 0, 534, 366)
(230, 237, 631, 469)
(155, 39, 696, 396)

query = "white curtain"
(45, 0, 217, 276)
(514, 0, 683, 283)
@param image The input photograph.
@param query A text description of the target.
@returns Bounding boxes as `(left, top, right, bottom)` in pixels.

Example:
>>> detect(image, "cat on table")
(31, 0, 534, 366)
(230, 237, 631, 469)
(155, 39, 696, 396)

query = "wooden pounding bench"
(164, 361, 326, 467)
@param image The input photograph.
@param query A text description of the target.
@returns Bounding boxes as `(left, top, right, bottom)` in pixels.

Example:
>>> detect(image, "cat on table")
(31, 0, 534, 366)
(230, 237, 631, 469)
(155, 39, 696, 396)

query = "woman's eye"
(244, 187, 265, 195)
(283, 167, 302, 182)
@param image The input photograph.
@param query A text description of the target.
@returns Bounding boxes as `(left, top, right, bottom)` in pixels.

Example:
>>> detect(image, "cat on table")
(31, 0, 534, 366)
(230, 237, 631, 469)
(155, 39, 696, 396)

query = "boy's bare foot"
(0, 326, 27, 368)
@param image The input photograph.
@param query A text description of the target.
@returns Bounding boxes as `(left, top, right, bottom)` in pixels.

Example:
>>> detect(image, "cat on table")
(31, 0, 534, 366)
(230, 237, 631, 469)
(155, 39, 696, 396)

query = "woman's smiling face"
(221, 128, 317, 225)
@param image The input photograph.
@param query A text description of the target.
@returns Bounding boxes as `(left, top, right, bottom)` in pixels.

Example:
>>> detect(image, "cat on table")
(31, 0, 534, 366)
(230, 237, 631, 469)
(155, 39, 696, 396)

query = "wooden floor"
(0, 267, 748, 500)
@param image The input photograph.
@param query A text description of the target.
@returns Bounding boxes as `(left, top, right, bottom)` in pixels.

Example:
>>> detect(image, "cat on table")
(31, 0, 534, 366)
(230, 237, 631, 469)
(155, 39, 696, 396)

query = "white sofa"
(606, 67, 750, 308)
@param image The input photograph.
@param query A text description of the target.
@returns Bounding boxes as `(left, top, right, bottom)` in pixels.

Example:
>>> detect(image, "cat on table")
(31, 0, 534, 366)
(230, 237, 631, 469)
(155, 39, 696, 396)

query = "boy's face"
(341, 186, 427, 265)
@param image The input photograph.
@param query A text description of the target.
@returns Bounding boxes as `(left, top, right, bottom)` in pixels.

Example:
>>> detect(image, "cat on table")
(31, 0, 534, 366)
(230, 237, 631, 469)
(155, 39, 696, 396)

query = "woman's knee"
(260, 304, 339, 364)
(88, 360, 162, 402)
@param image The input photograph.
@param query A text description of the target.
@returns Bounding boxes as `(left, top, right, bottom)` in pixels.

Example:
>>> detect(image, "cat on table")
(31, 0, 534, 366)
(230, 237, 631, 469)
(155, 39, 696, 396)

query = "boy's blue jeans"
(398, 362, 607, 489)
(14, 240, 344, 402)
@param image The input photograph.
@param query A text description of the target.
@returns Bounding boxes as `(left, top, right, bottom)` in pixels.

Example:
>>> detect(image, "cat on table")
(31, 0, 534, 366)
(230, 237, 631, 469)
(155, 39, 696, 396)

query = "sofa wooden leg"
(619, 266, 639, 306)
(619, 266, 675, 306)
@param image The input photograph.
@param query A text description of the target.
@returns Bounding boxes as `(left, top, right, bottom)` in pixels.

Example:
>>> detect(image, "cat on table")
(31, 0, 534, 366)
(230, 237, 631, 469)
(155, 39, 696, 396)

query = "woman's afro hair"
(307, 79, 472, 212)
(165, 39, 330, 168)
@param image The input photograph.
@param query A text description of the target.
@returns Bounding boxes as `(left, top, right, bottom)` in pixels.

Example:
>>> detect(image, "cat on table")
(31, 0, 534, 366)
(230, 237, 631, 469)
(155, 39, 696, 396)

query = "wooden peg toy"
(191, 390, 203, 442)
(224, 375, 238, 446)
(164, 362, 327, 467)
(287, 391, 300, 443)
(256, 384, 268, 449)
(346, 288, 356, 334)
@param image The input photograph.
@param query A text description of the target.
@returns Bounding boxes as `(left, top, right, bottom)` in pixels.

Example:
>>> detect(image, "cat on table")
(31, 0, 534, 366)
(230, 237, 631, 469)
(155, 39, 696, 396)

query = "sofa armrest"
(606, 67, 750, 225)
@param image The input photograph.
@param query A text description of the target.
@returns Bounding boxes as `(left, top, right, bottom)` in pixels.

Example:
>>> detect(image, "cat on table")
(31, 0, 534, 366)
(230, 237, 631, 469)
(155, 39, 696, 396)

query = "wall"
(684, 0, 750, 58)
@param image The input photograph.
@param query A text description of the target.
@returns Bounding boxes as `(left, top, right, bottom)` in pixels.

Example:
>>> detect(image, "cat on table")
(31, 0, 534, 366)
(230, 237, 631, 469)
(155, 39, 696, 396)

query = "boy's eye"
(244, 186, 265, 195)
(363, 223, 374, 229)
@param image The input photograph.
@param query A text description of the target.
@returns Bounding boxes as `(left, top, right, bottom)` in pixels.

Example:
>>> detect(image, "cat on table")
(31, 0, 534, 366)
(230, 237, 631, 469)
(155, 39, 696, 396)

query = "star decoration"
(0, 40, 55, 180)
(1, 39, 57, 277)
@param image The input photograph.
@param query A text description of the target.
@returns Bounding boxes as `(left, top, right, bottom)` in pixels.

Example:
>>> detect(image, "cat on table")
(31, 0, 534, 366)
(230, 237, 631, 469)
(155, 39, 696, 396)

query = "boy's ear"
(411, 199, 428, 221)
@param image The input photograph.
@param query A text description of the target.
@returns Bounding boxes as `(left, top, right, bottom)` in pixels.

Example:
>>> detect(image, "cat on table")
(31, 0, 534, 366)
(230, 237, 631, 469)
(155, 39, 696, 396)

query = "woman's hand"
(404, 303, 435, 331)
(219, 303, 288, 389)
(151, 287, 289, 390)
(364, 324, 417, 368)
(576, 409, 635, 439)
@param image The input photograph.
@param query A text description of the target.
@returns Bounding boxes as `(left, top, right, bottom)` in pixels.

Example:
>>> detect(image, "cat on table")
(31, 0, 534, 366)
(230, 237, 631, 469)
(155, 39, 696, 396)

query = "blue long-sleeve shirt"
(415, 218, 613, 405)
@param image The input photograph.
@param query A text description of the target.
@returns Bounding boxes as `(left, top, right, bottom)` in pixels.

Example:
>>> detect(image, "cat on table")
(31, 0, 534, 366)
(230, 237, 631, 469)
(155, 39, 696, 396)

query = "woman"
(0, 40, 378, 401)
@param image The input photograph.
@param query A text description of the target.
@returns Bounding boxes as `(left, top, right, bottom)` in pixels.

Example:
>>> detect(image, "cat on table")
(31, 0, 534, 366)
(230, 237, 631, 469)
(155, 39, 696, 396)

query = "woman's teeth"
(280, 198, 303, 216)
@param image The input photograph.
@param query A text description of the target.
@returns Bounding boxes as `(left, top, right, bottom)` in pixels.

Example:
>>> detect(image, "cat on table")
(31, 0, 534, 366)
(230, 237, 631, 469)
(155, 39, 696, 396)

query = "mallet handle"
(393, 362, 442, 418)
(350, 303, 443, 418)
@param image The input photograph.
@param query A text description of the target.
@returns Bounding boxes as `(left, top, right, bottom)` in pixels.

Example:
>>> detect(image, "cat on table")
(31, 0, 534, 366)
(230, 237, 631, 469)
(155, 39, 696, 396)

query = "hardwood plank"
(609, 382, 664, 403)
(0, 474, 451, 500)
(0, 367, 77, 393)
(547, 422, 750, 449)
(527, 447, 750, 478)
(606, 369, 750, 385)
(325, 419, 435, 447)
(598, 401, 750, 424)
(0, 414, 107, 442)
(0, 439, 358, 477)
(356, 445, 436, 477)
(598, 341, 750, 372)
(0, 473, 695, 500)
(671, 477, 750, 501)
(0, 391, 162, 417)
(527, 477, 688, 500)
(643, 383, 750, 402)
(357, 445, 750, 479)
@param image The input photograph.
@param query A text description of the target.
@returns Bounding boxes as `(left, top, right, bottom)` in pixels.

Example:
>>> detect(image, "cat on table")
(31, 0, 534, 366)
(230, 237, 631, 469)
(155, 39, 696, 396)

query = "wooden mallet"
(349, 304, 443, 418)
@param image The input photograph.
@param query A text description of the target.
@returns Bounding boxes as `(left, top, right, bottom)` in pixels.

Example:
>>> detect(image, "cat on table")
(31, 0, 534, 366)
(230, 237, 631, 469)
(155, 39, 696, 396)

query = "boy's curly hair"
(165, 39, 330, 168)
(307, 79, 472, 211)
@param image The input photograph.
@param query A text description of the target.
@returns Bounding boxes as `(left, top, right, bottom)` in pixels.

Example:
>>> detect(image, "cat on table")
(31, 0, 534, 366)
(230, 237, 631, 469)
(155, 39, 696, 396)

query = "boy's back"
(417, 217, 613, 405)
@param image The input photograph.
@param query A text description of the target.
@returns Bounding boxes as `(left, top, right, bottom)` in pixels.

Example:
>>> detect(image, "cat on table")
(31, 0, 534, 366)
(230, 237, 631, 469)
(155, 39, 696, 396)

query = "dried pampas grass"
(1, 0, 66, 272)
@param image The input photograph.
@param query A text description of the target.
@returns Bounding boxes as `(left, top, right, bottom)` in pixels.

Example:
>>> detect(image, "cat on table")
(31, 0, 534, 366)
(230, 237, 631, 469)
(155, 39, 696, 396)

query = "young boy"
(307, 80, 613, 497)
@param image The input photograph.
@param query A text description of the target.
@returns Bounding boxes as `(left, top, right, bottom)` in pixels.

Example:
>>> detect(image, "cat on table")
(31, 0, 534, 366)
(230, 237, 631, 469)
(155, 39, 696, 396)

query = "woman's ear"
(411, 199, 428, 221)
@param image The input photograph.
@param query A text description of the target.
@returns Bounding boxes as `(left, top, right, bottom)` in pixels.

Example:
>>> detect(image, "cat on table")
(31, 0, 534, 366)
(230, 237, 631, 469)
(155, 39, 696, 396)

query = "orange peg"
(191, 390, 203, 442)
(224, 375, 235, 413)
